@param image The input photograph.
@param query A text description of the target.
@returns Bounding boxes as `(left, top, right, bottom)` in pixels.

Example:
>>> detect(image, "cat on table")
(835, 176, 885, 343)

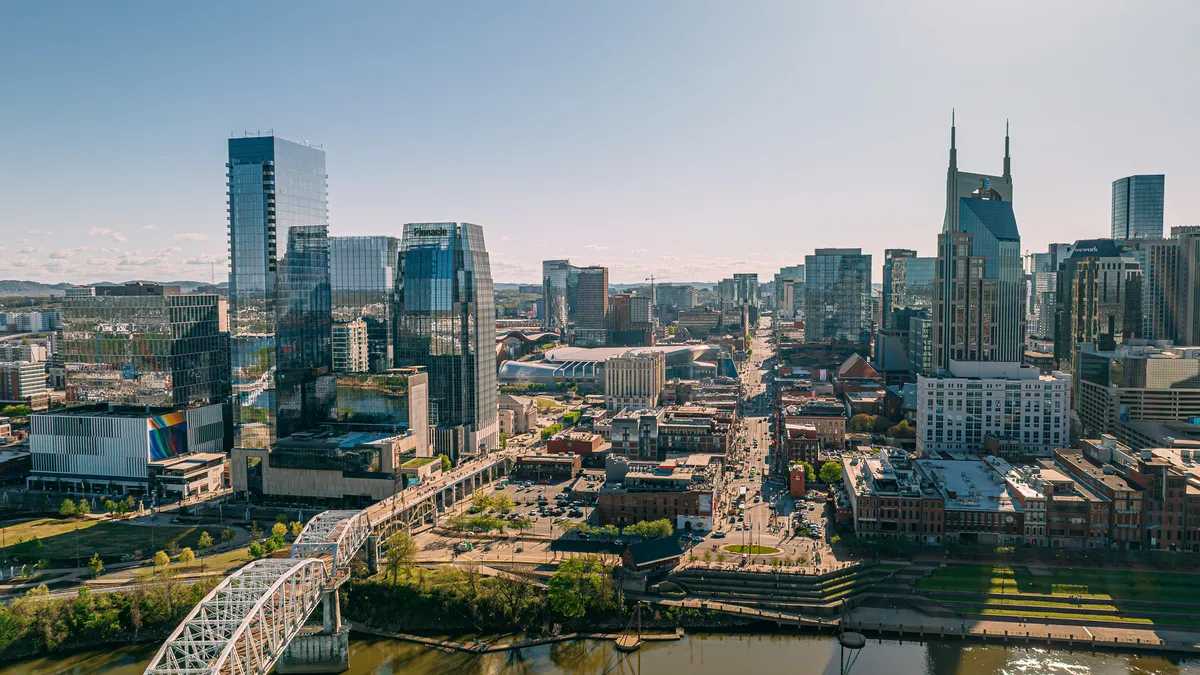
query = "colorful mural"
(148, 412, 188, 461)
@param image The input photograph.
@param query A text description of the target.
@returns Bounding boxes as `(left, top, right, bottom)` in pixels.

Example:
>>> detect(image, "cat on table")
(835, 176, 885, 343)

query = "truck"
(739, 486, 748, 498)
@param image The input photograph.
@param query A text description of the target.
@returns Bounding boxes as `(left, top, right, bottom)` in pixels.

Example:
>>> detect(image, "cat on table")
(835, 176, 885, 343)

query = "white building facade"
(605, 350, 666, 411)
(917, 361, 1070, 458)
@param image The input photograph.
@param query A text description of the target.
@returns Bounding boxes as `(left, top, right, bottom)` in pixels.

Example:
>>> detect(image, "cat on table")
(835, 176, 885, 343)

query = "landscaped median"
(722, 545, 781, 555)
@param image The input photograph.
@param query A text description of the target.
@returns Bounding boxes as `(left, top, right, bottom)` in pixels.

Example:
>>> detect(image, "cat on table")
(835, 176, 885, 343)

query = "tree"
(197, 531, 214, 550)
(220, 527, 237, 544)
(178, 548, 195, 567)
(547, 555, 614, 619)
(437, 454, 452, 472)
(470, 489, 494, 513)
(819, 461, 843, 484)
(887, 419, 916, 439)
(494, 493, 514, 515)
(58, 499, 76, 517)
(249, 522, 264, 539)
(87, 553, 104, 577)
(383, 532, 418, 585)
(116, 496, 135, 517)
(290, 521, 303, 537)
(153, 551, 170, 573)
(540, 423, 563, 440)
(848, 414, 875, 432)
(75, 499, 91, 516)
(563, 411, 581, 425)
(248, 542, 265, 559)
(271, 522, 288, 540)
(0, 404, 31, 418)
(797, 461, 816, 482)
(871, 415, 892, 434)
(103, 499, 118, 515)
(499, 433, 508, 449)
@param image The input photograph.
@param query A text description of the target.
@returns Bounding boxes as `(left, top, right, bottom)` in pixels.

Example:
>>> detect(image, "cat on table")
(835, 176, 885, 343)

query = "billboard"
(148, 412, 188, 461)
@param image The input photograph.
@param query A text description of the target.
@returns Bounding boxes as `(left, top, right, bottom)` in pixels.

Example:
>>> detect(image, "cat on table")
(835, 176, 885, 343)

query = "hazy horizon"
(3, 2, 1198, 285)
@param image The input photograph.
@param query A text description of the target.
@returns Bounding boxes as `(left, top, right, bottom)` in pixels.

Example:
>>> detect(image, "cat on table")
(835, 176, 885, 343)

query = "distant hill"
(0, 279, 226, 297)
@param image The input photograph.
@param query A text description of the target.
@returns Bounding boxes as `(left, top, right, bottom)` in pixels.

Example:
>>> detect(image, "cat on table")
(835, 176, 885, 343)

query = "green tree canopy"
(547, 555, 614, 619)
(178, 548, 195, 567)
(540, 423, 563, 440)
(153, 551, 170, 572)
(437, 454, 453, 472)
(197, 531, 214, 550)
(383, 532, 418, 585)
(271, 522, 288, 539)
(819, 461, 843, 484)
(87, 553, 104, 577)
(58, 499, 76, 517)
(75, 499, 91, 515)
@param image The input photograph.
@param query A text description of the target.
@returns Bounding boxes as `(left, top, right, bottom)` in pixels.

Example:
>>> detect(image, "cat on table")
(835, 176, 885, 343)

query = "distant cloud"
(631, 248, 648, 253)
(28, 229, 53, 236)
(88, 227, 127, 242)
(184, 254, 227, 265)
(48, 250, 69, 259)
(175, 233, 208, 241)
(142, 225, 157, 230)
(583, 244, 611, 251)
(19, 246, 40, 254)
(155, 246, 183, 255)
(501, 236, 511, 241)
(659, 255, 679, 261)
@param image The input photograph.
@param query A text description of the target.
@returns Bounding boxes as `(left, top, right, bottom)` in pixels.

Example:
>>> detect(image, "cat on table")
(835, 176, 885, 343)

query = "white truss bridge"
(142, 450, 518, 675)
(143, 510, 371, 675)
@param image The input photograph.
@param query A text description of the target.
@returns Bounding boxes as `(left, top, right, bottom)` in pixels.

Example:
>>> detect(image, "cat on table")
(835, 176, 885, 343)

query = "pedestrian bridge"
(143, 452, 516, 675)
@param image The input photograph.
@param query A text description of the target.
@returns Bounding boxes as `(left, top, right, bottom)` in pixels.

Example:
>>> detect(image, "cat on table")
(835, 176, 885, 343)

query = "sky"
(2, 1, 1199, 285)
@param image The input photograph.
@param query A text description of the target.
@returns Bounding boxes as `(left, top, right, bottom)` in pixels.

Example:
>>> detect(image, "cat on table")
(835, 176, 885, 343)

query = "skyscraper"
(542, 259, 578, 334)
(934, 115, 1025, 368)
(330, 235, 399, 372)
(803, 248, 872, 344)
(732, 273, 759, 308)
(1053, 239, 1143, 368)
(574, 266, 610, 347)
(1111, 174, 1165, 240)
(394, 222, 498, 459)
(1118, 237, 1179, 342)
(882, 250, 936, 329)
(1175, 226, 1200, 346)
(228, 136, 334, 447)
(774, 265, 804, 319)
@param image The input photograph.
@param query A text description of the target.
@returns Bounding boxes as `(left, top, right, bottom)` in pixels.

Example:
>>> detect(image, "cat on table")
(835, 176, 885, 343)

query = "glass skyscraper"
(228, 136, 334, 447)
(882, 250, 936, 329)
(803, 248, 872, 344)
(330, 235, 399, 372)
(394, 222, 498, 460)
(542, 259, 578, 334)
(1111, 174, 1165, 240)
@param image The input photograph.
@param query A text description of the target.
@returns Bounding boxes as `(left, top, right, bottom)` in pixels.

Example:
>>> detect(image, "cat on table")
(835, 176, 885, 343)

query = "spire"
(949, 108, 957, 170)
(1003, 118, 1011, 179)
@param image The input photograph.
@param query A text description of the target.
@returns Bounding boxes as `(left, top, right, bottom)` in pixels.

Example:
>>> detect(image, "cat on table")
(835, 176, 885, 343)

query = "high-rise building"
(332, 319, 369, 373)
(1026, 243, 1072, 340)
(1053, 240, 1142, 369)
(1117, 237, 1179, 342)
(882, 250, 936, 329)
(0, 361, 48, 410)
(605, 350, 666, 411)
(574, 266, 609, 347)
(394, 222, 498, 459)
(1111, 174, 1165, 240)
(228, 136, 334, 447)
(330, 236, 399, 372)
(934, 116, 1025, 368)
(655, 284, 697, 311)
(774, 265, 804, 319)
(1075, 342, 1200, 445)
(804, 248, 872, 344)
(542, 259, 579, 334)
(60, 283, 231, 411)
(1175, 226, 1200, 346)
(732, 273, 759, 308)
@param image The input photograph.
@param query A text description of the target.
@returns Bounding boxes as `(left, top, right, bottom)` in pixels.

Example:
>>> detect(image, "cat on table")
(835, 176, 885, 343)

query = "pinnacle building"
(933, 116, 1025, 369)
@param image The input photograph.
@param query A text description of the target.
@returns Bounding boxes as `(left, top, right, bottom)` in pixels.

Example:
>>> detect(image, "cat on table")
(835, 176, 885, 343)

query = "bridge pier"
(365, 534, 381, 575)
(276, 588, 348, 674)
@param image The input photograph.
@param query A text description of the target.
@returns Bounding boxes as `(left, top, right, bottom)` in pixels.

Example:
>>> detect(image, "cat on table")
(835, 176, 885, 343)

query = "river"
(7, 633, 1200, 675)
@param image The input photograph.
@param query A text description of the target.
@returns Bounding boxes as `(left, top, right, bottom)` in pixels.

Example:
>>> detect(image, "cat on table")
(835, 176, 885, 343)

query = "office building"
(574, 266, 609, 347)
(1075, 342, 1200, 444)
(774, 266, 805, 319)
(1111, 174, 1165, 240)
(655, 284, 697, 311)
(332, 318, 369, 373)
(612, 294, 654, 346)
(1053, 239, 1142, 368)
(907, 314, 934, 375)
(60, 283, 231, 413)
(841, 448, 945, 543)
(605, 350, 666, 411)
(1027, 243, 1072, 340)
(228, 136, 334, 447)
(597, 455, 721, 531)
(917, 361, 1070, 458)
(0, 361, 48, 410)
(934, 117, 1025, 368)
(882, 250, 936, 329)
(542, 259, 579, 334)
(1176, 226, 1200, 346)
(330, 235, 399, 372)
(1118, 238, 1178, 342)
(28, 403, 226, 495)
(394, 222, 498, 459)
(732, 273, 759, 308)
(804, 248, 872, 344)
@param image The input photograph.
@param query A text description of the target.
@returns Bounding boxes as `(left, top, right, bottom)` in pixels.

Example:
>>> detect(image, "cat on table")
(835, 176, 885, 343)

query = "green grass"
(135, 545, 254, 579)
(723, 545, 780, 555)
(402, 457, 438, 468)
(978, 607, 1156, 625)
(0, 517, 214, 565)
(914, 563, 1200, 604)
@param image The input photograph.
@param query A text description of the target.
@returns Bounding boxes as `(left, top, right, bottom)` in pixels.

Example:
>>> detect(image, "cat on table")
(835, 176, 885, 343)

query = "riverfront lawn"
(723, 545, 781, 555)
(915, 564, 1200, 604)
(0, 517, 212, 565)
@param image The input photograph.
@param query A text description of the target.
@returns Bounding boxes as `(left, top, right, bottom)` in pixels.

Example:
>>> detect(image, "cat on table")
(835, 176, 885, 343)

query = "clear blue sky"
(2, 1, 1198, 285)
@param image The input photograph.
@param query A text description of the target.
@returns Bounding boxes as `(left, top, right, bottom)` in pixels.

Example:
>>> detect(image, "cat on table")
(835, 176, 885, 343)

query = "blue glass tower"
(394, 223, 498, 460)
(228, 136, 334, 447)
(1111, 174, 1165, 240)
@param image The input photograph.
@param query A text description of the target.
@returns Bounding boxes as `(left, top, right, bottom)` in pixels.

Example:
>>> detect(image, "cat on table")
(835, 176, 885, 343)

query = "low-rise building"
(513, 452, 581, 481)
(841, 447, 944, 543)
(149, 453, 226, 499)
(1054, 445, 1144, 549)
(598, 454, 721, 531)
(915, 455, 1024, 546)
(547, 432, 610, 463)
(498, 393, 538, 435)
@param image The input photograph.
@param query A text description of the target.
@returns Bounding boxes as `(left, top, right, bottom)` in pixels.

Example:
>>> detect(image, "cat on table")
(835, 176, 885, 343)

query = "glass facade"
(958, 197, 1025, 362)
(60, 287, 231, 409)
(882, 250, 936, 329)
(331, 236, 400, 372)
(1112, 175, 1165, 240)
(542, 259, 576, 333)
(228, 136, 334, 446)
(394, 223, 498, 459)
(803, 248, 872, 344)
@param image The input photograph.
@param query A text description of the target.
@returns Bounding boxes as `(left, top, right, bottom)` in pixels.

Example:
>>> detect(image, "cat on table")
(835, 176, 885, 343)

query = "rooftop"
(914, 458, 1021, 513)
(278, 429, 410, 449)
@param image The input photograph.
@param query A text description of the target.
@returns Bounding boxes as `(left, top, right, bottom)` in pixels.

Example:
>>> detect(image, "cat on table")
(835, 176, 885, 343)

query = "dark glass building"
(542, 259, 578, 334)
(803, 248, 872, 344)
(1112, 174, 1165, 240)
(882, 249, 936, 329)
(228, 135, 334, 447)
(394, 222, 498, 460)
(330, 235, 400, 372)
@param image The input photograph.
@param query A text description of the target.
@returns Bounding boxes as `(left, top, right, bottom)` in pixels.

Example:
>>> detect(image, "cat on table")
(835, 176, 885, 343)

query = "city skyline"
(4, 2, 1200, 286)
